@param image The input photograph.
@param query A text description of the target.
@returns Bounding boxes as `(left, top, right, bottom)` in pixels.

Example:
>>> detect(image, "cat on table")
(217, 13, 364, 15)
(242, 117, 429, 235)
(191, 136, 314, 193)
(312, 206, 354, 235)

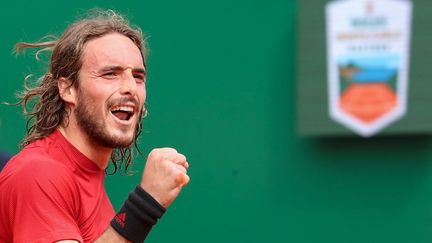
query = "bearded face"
(71, 33, 147, 150)
(74, 89, 144, 148)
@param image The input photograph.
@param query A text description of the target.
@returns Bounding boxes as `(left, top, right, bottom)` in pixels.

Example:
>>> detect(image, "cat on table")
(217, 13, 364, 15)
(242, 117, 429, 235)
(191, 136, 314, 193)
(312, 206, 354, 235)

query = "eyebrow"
(99, 65, 146, 75)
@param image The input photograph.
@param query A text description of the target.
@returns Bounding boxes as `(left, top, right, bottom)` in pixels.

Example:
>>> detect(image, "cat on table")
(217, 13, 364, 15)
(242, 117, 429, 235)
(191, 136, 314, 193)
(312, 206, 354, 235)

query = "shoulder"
(0, 149, 84, 243)
(1, 146, 78, 198)
(8, 145, 72, 175)
(0, 145, 81, 223)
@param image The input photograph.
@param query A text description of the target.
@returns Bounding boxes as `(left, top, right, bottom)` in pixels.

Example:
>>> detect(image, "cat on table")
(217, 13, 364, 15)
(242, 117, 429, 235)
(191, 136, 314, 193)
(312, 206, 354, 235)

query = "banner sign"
(326, 0, 412, 137)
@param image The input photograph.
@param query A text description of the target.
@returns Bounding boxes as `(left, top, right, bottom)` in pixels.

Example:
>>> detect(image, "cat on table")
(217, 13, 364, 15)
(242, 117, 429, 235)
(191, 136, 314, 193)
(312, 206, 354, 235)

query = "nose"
(119, 69, 137, 95)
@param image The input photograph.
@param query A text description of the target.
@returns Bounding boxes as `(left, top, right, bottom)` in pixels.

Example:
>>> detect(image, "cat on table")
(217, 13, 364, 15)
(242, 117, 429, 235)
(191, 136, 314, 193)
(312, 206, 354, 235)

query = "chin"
(114, 133, 135, 147)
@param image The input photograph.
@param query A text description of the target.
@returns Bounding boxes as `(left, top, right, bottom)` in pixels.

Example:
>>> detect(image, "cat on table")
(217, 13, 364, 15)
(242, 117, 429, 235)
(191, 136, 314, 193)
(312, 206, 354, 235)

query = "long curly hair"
(14, 9, 148, 173)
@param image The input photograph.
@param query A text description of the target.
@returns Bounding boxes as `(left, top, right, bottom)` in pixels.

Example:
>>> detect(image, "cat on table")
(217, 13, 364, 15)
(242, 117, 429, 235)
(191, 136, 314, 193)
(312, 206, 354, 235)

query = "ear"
(57, 77, 77, 106)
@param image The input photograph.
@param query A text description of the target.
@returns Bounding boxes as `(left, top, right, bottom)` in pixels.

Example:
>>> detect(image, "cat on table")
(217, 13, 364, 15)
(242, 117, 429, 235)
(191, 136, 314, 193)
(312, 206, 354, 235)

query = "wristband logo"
(115, 212, 126, 228)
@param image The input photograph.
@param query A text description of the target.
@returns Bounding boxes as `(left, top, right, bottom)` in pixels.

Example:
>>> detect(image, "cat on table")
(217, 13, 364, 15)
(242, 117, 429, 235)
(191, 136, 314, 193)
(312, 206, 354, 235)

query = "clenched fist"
(140, 148, 190, 208)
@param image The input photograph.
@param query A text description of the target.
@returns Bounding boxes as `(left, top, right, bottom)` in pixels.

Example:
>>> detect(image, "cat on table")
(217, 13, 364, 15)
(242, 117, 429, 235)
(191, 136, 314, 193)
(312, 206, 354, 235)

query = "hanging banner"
(326, 0, 412, 137)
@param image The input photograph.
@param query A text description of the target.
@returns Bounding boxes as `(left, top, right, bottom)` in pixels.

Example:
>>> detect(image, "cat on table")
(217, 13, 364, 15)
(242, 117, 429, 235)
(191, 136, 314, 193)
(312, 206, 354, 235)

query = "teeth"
(111, 105, 134, 113)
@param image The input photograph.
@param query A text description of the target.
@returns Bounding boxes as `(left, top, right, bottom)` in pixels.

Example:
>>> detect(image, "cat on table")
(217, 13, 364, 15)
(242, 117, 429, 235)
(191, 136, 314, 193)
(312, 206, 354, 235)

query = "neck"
(58, 125, 112, 170)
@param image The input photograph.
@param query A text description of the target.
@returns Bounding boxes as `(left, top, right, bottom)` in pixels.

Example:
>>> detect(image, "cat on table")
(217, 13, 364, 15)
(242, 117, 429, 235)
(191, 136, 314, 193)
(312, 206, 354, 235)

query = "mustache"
(107, 96, 140, 109)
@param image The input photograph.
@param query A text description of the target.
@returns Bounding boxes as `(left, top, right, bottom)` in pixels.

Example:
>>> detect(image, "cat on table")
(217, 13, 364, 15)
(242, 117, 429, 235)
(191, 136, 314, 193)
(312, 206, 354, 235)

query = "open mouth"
(110, 105, 135, 121)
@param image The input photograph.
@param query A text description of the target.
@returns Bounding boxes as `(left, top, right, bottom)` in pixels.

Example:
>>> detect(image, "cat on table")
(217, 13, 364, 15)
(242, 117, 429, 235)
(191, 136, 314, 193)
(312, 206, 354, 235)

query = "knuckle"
(178, 153, 187, 161)
(162, 147, 177, 154)
(176, 164, 187, 173)
(183, 174, 190, 185)
(149, 148, 159, 155)
(148, 149, 159, 160)
(174, 174, 183, 184)
(173, 165, 189, 184)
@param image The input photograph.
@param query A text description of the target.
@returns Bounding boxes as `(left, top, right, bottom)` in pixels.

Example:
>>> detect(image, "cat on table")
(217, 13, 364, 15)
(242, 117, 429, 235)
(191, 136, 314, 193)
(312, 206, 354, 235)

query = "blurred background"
(1, 0, 432, 242)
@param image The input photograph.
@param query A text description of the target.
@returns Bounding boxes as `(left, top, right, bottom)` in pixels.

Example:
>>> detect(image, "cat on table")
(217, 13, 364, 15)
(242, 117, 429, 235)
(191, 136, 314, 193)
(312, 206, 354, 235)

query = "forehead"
(81, 33, 144, 69)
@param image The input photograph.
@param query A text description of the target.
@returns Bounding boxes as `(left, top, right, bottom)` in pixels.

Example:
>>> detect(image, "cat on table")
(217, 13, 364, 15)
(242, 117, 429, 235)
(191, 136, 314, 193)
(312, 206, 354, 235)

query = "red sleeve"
(5, 158, 83, 243)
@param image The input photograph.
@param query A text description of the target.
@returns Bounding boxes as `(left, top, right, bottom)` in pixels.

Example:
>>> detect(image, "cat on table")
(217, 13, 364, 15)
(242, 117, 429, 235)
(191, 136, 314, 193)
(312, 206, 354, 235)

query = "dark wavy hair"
(14, 9, 148, 173)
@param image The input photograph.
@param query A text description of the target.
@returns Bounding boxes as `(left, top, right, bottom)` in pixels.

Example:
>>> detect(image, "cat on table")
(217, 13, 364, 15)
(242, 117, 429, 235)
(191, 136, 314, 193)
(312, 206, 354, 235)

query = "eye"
(102, 71, 118, 79)
(133, 74, 146, 83)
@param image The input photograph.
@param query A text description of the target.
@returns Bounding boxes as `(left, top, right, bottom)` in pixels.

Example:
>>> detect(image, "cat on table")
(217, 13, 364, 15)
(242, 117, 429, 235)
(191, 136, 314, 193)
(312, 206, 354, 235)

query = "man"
(0, 10, 190, 243)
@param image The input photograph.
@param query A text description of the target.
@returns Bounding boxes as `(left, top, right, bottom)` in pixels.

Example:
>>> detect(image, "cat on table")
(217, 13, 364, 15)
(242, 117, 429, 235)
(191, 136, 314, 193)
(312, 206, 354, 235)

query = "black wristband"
(111, 186, 166, 243)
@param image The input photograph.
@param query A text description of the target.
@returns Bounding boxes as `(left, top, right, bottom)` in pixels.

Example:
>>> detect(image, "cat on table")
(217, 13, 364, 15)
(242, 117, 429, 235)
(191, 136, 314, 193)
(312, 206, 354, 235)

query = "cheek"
(139, 86, 147, 104)
(80, 89, 110, 113)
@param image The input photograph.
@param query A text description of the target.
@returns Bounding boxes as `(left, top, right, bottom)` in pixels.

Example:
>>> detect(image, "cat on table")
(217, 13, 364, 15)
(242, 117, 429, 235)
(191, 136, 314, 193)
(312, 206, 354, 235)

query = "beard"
(74, 93, 142, 149)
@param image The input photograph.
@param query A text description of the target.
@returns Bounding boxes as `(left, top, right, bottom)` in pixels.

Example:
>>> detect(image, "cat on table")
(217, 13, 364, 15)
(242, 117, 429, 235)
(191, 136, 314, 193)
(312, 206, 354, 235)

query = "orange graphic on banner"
(339, 83, 397, 123)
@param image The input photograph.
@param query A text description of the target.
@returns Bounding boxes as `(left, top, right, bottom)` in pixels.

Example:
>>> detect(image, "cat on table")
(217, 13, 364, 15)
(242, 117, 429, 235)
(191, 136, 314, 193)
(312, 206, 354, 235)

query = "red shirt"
(0, 130, 115, 243)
